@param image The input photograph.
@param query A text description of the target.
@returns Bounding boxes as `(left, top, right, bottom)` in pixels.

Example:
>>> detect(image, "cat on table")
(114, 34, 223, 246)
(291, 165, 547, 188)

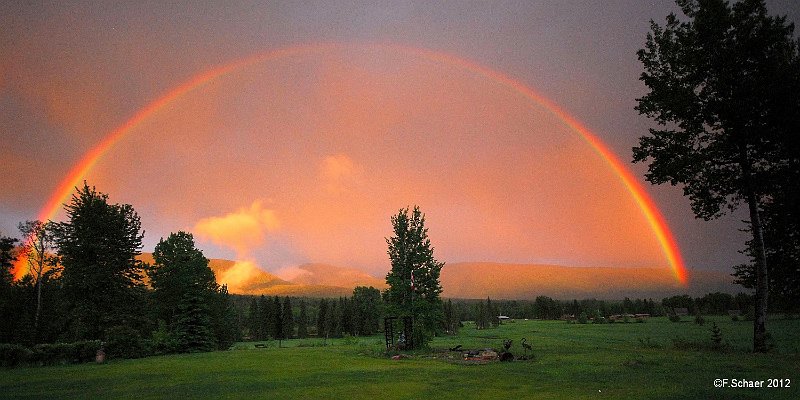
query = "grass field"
(1, 316, 798, 399)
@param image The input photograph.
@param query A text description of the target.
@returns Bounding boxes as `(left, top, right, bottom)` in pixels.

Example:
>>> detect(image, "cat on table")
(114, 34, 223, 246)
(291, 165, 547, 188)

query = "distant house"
(498, 315, 511, 320)
(672, 308, 689, 316)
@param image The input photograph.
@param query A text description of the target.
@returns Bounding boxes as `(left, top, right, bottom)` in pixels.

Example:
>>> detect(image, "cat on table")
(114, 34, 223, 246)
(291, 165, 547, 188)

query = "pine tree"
(55, 182, 147, 341)
(258, 295, 272, 340)
(272, 296, 283, 339)
(317, 298, 328, 338)
(297, 300, 308, 339)
(173, 291, 215, 352)
(248, 298, 260, 340)
(281, 297, 294, 339)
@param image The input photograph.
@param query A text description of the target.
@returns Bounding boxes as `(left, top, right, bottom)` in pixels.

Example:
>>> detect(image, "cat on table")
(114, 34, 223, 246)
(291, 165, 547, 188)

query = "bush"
(0, 344, 33, 367)
(731, 314, 740, 321)
(694, 314, 705, 325)
(106, 325, 151, 359)
(577, 312, 588, 324)
(669, 314, 681, 323)
(150, 321, 179, 355)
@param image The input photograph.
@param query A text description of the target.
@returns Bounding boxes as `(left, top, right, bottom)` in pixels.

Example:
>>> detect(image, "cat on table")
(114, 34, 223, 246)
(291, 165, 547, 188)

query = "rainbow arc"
(13, 42, 688, 284)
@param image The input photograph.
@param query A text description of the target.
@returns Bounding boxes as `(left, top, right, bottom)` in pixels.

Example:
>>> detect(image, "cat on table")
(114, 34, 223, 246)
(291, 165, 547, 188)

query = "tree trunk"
(741, 155, 769, 353)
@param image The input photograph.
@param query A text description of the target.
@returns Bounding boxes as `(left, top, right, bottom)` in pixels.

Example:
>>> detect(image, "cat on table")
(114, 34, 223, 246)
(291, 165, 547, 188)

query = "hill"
(139, 254, 739, 299)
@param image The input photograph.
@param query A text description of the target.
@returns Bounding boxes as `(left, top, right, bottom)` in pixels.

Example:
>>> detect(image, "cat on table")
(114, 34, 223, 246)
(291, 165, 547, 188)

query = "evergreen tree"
(0, 235, 17, 287)
(281, 296, 294, 339)
(384, 206, 444, 347)
(55, 183, 147, 341)
(248, 297, 260, 340)
(0, 235, 19, 342)
(211, 285, 239, 349)
(173, 291, 215, 352)
(297, 300, 308, 339)
(149, 232, 216, 324)
(317, 298, 328, 338)
(272, 296, 283, 339)
(257, 295, 272, 340)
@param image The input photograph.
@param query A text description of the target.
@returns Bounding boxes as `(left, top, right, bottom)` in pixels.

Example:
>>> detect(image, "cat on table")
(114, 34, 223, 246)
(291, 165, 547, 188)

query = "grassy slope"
(1, 317, 798, 400)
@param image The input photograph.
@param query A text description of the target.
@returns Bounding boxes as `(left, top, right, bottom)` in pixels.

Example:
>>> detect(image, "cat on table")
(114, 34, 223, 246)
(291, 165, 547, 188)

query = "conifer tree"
(297, 300, 308, 339)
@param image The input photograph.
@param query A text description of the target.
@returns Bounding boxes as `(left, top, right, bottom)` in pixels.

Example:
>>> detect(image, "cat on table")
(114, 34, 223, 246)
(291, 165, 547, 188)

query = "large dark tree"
(149, 231, 217, 323)
(55, 183, 147, 341)
(384, 206, 444, 347)
(633, 0, 799, 352)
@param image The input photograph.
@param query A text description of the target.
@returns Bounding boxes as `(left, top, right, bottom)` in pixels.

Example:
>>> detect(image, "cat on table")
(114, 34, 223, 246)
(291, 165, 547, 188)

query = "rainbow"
(13, 42, 688, 284)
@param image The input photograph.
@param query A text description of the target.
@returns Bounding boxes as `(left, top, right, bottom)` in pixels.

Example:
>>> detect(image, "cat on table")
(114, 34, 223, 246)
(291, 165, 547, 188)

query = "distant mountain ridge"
(138, 254, 740, 299)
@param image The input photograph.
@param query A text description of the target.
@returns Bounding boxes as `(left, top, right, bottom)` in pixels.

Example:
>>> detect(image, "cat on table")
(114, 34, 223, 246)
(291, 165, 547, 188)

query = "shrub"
(623, 315, 631, 323)
(669, 314, 681, 323)
(635, 317, 646, 323)
(731, 314, 740, 321)
(577, 312, 588, 324)
(694, 314, 705, 325)
(106, 325, 151, 359)
(150, 321, 179, 355)
(0, 344, 33, 367)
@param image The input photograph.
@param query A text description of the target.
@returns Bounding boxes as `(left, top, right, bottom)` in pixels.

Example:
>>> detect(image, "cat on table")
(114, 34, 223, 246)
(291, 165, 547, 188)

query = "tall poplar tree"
(634, 0, 799, 352)
(384, 206, 444, 347)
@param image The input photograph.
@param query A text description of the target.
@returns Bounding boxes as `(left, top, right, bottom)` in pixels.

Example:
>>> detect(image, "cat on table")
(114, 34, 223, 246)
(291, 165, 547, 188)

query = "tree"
(55, 183, 147, 340)
(272, 296, 283, 340)
(248, 297, 260, 340)
(0, 234, 19, 342)
(384, 206, 445, 347)
(281, 296, 294, 339)
(352, 286, 382, 335)
(18, 220, 59, 339)
(0, 235, 17, 288)
(633, 0, 799, 352)
(149, 232, 216, 323)
(258, 295, 273, 340)
(297, 300, 308, 339)
(172, 291, 215, 352)
(317, 298, 328, 338)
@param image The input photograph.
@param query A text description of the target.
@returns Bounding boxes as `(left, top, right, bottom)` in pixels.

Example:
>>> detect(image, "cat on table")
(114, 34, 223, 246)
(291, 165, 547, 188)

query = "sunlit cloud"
(193, 200, 279, 256)
(217, 259, 263, 293)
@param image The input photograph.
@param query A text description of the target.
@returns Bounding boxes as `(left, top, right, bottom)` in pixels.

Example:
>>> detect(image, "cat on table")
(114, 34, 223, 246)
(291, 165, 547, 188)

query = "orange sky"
(68, 48, 665, 277)
(5, 2, 789, 283)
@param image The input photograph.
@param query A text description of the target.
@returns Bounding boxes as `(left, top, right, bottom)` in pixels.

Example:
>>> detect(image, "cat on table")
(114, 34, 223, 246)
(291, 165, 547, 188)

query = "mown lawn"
(1, 316, 798, 399)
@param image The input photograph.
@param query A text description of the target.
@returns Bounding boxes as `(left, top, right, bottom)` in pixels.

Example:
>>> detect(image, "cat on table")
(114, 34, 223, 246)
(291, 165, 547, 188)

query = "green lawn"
(1, 317, 798, 399)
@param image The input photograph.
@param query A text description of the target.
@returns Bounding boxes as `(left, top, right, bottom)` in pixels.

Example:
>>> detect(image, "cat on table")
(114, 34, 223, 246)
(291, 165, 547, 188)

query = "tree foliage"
(384, 206, 444, 347)
(634, 0, 799, 352)
(55, 183, 147, 341)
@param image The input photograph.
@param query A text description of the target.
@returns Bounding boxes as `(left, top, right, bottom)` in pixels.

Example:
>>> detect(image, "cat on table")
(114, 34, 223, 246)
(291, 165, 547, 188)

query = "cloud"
(217, 259, 263, 293)
(273, 265, 313, 281)
(320, 154, 361, 193)
(193, 200, 279, 255)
